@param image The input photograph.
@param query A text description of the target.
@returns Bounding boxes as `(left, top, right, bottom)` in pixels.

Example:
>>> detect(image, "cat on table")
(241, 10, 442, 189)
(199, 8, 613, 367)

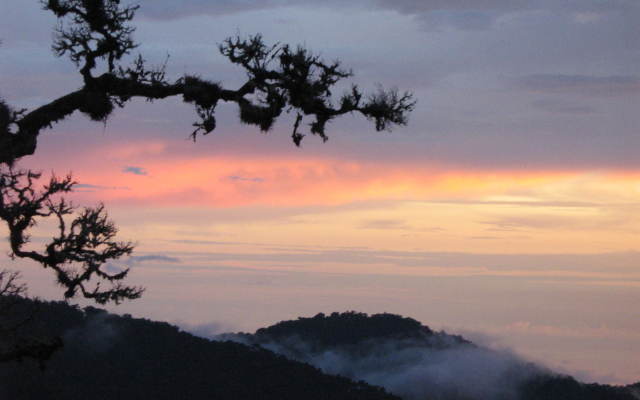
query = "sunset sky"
(1, 0, 639, 385)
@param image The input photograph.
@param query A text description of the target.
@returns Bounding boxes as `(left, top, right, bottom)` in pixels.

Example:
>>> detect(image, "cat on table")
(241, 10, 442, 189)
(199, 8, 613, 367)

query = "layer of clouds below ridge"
(222, 334, 545, 400)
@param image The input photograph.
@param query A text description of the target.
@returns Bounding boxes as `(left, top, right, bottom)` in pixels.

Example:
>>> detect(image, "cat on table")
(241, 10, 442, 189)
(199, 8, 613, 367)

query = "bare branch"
(42, 0, 139, 80)
(0, 270, 27, 297)
(0, 167, 143, 305)
(1, 8, 414, 164)
(360, 85, 417, 131)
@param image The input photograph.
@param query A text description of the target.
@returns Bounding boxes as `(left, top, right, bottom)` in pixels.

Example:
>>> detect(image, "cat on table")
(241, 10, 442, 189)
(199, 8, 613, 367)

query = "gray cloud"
(105, 254, 181, 274)
(125, 254, 182, 265)
(138, 0, 294, 20)
(416, 10, 501, 30)
(481, 214, 632, 232)
(122, 166, 149, 176)
(135, 0, 530, 31)
(373, 0, 533, 14)
(357, 219, 446, 234)
(224, 175, 265, 183)
(74, 183, 129, 192)
(531, 99, 600, 115)
(136, 0, 639, 33)
(164, 247, 640, 275)
(179, 321, 228, 339)
(170, 239, 259, 246)
(357, 219, 411, 230)
(64, 312, 121, 355)
(373, 0, 538, 31)
(132, 0, 544, 20)
(513, 75, 640, 97)
(428, 198, 608, 208)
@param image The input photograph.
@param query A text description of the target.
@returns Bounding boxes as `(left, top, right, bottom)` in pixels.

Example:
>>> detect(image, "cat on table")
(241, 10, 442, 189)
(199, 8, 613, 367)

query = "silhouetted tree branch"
(0, 167, 142, 304)
(0, 0, 415, 165)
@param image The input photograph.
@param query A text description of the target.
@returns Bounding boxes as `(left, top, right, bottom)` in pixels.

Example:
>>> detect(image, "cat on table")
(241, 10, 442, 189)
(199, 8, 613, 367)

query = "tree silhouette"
(0, 0, 415, 363)
(0, 168, 139, 304)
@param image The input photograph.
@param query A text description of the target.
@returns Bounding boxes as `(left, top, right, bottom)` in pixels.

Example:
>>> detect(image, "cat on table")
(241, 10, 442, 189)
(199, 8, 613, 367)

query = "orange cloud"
(29, 139, 640, 211)
(72, 162, 570, 207)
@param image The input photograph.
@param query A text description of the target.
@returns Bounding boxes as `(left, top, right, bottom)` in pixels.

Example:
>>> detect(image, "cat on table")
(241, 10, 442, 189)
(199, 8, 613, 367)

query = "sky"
(1, 0, 639, 385)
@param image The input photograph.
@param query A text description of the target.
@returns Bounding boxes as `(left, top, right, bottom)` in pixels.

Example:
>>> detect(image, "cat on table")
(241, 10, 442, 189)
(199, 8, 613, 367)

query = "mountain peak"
(251, 311, 470, 349)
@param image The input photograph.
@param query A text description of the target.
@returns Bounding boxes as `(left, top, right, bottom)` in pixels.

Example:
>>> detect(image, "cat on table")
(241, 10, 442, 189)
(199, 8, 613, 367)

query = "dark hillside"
(519, 375, 638, 400)
(244, 311, 471, 352)
(0, 299, 399, 400)
(625, 382, 640, 398)
(2, 301, 636, 400)
(255, 311, 432, 344)
(251, 311, 463, 345)
(236, 312, 638, 400)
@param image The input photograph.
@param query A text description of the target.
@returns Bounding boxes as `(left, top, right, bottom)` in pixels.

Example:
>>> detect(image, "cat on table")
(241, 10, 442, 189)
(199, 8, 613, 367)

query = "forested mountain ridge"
(251, 311, 470, 346)
(1, 300, 638, 400)
(0, 298, 399, 400)
(233, 312, 639, 400)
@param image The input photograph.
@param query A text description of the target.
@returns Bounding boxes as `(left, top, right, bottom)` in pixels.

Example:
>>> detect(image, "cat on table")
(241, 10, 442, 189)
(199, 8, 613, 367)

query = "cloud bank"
(221, 332, 544, 400)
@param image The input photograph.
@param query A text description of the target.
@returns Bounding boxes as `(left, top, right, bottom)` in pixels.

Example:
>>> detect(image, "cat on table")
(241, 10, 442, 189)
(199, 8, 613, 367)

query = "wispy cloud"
(122, 166, 149, 176)
(125, 254, 182, 266)
(513, 75, 640, 97)
(481, 214, 631, 232)
(356, 219, 446, 234)
(137, 0, 638, 25)
(105, 255, 181, 275)
(169, 239, 259, 246)
(178, 321, 232, 340)
(499, 321, 640, 340)
(74, 184, 129, 192)
(531, 99, 600, 115)
(224, 175, 265, 183)
(357, 219, 411, 230)
(151, 246, 640, 278)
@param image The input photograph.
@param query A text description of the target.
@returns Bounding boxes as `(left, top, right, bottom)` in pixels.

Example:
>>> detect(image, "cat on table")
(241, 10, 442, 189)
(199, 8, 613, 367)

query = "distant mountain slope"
(1, 302, 637, 400)
(519, 375, 639, 400)
(251, 311, 470, 346)
(232, 312, 638, 400)
(0, 300, 399, 400)
(626, 383, 640, 398)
